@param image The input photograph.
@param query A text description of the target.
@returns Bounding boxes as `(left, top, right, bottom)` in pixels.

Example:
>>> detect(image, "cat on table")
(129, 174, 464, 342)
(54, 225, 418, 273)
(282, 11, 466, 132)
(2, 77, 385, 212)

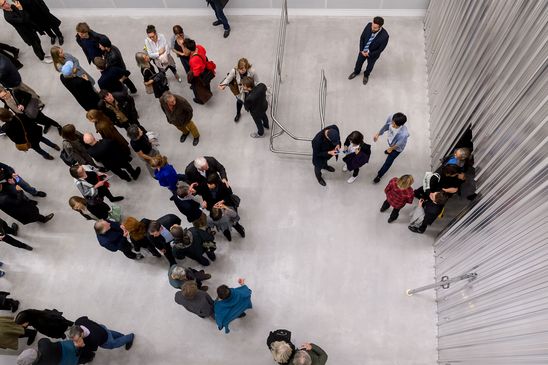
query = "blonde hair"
(271, 341, 293, 363)
(150, 155, 168, 169)
(396, 174, 414, 189)
(50, 46, 65, 72)
(181, 280, 198, 298)
(86, 109, 110, 124)
(237, 58, 251, 70)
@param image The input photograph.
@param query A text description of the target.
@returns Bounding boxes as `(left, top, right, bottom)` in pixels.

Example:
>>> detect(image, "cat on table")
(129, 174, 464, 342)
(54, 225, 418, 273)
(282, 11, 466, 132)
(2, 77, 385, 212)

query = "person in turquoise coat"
(214, 278, 252, 334)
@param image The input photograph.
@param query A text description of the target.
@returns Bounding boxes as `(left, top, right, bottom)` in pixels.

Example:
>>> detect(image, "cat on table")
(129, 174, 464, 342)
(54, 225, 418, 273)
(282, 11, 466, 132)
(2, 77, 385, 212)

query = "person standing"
(121, 216, 162, 258)
(127, 125, 158, 178)
(219, 58, 258, 122)
(59, 61, 100, 111)
(69, 316, 135, 355)
(341, 130, 371, 184)
(0, 161, 47, 198)
(98, 90, 141, 130)
(146, 216, 181, 267)
(242, 76, 269, 138)
(160, 92, 200, 145)
(144, 25, 181, 82)
(372, 112, 409, 183)
(214, 278, 252, 334)
(267, 329, 296, 365)
(185, 156, 229, 203)
(93, 219, 143, 260)
(408, 191, 449, 234)
(0, 217, 32, 251)
(16, 338, 80, 365)
(0, 291, 19, 312)
(98, 38, 138, 94)
(69, 196, 112, 221)
(0, 183, 54, 225)
(1, 0, 50, 63)
(173, 182, 208, 229)
(0, 316, 36, 350)
(61, 124, 97, 167)
(0, 53, 40, 98)
(51, 46, 95, 84)
(15, 309, 73, 339)
(170, 225, 216, 266)
(171, 25, 190, 73)
(19, 0, 63, 45)
(83, 133, 141, 182)
(94, 57, 130, 95)
(135, 52, 170, 99)
(208, 202, 245, 241)
(168, 265, 211, 290)
(69, 164, 124, 202)
(75, 22, 108, 65)
(150, 155, 183, 193)
(381, 175, 414, 223)
(348, 16, 389, 85)
(207, 0, 230, 38)
(85, 110, 130, 153)
(184, 38, 215, 105)
(175, 281, 214, 318)
(311, 124, 341, 186)
(292, 343, 328, 365)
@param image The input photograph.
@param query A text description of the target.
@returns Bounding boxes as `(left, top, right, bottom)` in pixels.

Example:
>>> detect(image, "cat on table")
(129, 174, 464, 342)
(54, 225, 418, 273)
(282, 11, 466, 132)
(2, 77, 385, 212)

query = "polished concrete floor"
(0, 14, 436, 365)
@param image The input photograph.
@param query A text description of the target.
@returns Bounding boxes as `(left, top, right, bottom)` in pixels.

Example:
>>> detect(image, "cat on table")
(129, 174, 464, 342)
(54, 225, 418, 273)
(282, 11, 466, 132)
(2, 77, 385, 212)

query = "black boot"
(223, 229, 232, 241)
(233, 223, 245, 238)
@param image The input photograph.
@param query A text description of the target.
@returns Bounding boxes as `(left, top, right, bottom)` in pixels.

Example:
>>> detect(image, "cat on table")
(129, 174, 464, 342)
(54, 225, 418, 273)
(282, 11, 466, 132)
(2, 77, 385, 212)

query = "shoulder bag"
(14, 116, 31, 151)
(228, 69, 240, 96)
(24, 97, 41, 119)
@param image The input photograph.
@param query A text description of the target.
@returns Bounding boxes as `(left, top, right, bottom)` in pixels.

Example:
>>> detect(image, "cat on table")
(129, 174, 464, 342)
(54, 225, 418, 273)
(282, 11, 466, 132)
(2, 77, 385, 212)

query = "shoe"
(342, 165, 348, 172)
(50, 36, 56, 45)
(35, 191, 47, 198)
(193, 98, 204, 105)
(380, 203, 389, 212)
(234, 113, 241, 122)
(250, 132, 265, 138)
(58, 36, 64, 46)
(43, 124, 51, 134)
(43, 155, 54, 160)
(0, 270, 4, 278)
(110, 196, 124, 202)
(408, 226, 419, 233)
(0, 262, 3, 267)
(223, 29, 230, 38)
(212, 20, 222, 26)
(200, 285, 209, 292)
(131, 167, 141, 180)
(363, 75, 369, 85)
(234, 224, 245, 238)
(348, 72, 359, 80)
(180, 133, 188, 143)
(192, 137, 200, 146)
(223, 229, 232, 241)
(13, 49, 19, 59)
(206, 251, 216, 261)
(388, 217, 397, 223)
(373, 176, 381, 184)
(317, 177, 326, 186)
(53, 144, 61, 151)
(203, 273, 212, 280)
(27, 329, 37, 345)
(11, 223, 19, 236)
(57, 126, 63, 135)
(11, 300, 19, 312)
(263, 124, 269, 130)
(41, 213, 54, 223)
(135, 253, 144, 260)
(238, 312, 246, 318)
(325, 166, 335, 172)
(347, 176, 358, 184)
(125, 335, 135, 350)
(22, 244, 33, 251)
(41, 57, 53, 64)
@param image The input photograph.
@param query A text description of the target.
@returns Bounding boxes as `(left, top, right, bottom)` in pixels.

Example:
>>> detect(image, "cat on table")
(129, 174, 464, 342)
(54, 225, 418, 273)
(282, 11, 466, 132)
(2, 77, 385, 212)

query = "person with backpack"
(408, 191, 449, 234)
(60, 124, 97, 167)
(183, 38, 216, 105)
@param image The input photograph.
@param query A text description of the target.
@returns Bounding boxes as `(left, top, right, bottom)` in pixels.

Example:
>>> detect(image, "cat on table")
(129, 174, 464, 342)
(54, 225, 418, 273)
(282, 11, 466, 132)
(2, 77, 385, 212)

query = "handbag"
(227, 70, 240, 96)
(108, 204, 122, 222)
(24, 97, 41, 119)
(409, 204, 425, 228)
(145, 83, 154, 94)
(14, 116, 31, 151)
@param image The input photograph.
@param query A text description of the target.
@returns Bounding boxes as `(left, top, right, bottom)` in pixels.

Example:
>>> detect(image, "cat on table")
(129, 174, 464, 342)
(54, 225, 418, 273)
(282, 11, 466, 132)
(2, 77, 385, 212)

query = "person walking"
(19, 0, 63, 46)
(208, 201, 245, 241)
(0, 217, 32, 251)
(168, 265, 211, 290)
(184, 38, 216, 105)
(60, 124, 97, 167)
(135, 51, 170, 99)
(292, 343, 328, 365)
(311, 124, 341, 186)
(160, 92, 200, 145)
(69, 164, 124, 202)
(59, 61, 100, 111)
(69, 316, 135, 356)
(348, 16, 389, 85)
(93, 219, 144, 260)
(372, 112, 409, 183)
(341, 130, 371, 184)
(1, 0, 50, 63)
(207, 0, 230, 38)
(219, 58, 259, 122)
(15, 309, 73, 339)
(98, 37, 137, 93)
(51, 46, 95, 85)
(175, 281, 214, 318)
(83, 133, 141, 182)
(144, 25, 181, 82)
(381, 175, 414, 223)
(75, 22, 108, 65)
(242, 76, 269, 138)
(214, 278, 252, 334)
(170, 225, 216, 266)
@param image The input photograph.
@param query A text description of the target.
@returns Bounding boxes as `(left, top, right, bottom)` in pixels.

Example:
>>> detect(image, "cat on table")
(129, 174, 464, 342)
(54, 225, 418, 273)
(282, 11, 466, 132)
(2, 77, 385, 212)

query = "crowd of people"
(0, 2, 476, 364)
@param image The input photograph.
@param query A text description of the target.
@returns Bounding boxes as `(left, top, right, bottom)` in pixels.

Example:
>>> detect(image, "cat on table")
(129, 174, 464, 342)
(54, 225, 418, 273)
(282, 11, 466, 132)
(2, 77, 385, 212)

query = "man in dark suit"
(146, 214, 182, 267)
(348, 16, 389, 85)
(83, 133, 141, 182)
(185, 156, 229, 202)
(242, 76, 269, 138)
(311, 125, 341, 186)
(94, 219, 143, 260)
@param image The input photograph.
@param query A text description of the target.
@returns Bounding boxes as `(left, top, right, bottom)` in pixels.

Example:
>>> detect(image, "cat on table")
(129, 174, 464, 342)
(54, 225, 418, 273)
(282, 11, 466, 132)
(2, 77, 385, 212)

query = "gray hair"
(171, 266, 187, 280)
(194, 157, 207, 170)
(68, 325, 84, 339)
(271, 341, 293, 363)
(135, 51, 150, 68)
(17, 349, 39, 365)
(292, 350, 312, 365)
(161, 92, 176, 103)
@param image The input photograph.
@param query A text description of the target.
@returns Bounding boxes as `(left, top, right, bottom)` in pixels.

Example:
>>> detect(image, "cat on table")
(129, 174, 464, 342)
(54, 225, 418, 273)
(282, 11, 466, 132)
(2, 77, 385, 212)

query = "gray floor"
(0, 14, 437, 365)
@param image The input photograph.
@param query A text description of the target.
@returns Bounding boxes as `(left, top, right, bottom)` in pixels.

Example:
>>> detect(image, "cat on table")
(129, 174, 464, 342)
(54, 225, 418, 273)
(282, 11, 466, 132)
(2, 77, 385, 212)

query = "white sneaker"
(342, 165, 348, 172)
(347, 175, 358, 184)
(42, 57, 53, 64)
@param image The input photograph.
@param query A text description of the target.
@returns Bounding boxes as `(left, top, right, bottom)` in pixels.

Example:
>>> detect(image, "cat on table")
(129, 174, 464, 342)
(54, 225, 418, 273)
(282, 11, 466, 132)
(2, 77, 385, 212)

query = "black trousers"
(236, 99, 244, 114)
(381, 200, 400, 220)
(44, 27, 63, 39)
(0, 43, 22, 68)
(109, 162, 139, 181)
(36, 112, 61, 131)
(123, 78, 137, 93)
(251, 112, 269, 136)
(30, 136, 58, 158)
(27, 34, 45, 60)
(120, 241, 138, 260)
(353, 53, 378, 77)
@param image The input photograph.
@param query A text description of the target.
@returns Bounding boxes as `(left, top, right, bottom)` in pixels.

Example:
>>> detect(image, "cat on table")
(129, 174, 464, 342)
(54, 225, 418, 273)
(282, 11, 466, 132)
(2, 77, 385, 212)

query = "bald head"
(83, 133, 96, 145)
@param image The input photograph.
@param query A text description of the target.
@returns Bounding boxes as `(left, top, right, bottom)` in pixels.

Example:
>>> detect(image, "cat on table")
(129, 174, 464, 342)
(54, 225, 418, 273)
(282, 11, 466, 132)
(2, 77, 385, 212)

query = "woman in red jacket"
(381, 174, 414, 223)
(183, 38, 216, 105)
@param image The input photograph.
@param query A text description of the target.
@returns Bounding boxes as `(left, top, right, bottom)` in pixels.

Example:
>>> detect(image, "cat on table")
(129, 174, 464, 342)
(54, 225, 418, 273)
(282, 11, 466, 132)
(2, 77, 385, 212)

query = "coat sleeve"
(209, 157, 227, 180)
(370, 32, 389, 59)
(359, 24, 370, 51)
(0, 162, 15, 176)
(220, 68, 236, 86)
(310, 344, 328, 364)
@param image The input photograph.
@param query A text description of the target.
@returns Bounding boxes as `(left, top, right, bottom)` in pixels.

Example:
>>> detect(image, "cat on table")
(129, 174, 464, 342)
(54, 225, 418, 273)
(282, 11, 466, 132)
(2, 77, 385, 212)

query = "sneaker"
(180, 133, 188, 143)
(342, 165, 348, 172)
(135, 253, 144, 260)
(223, 29, 231, 38)
(373, 176, 381, 184)
(348, 72, 359, 80)
(250, 132, 265, 138)
(363, 75, 369, 85)
(41, 57, 53, 64)
(234, 113, 241, 122)
(347, 175, 358, 184)
(125, 334, 135, 350)
(325, 166, 335, 172)
(131, 167, 141, 180)
(11, 223, 19, 236)
(192, 137, 200, 146)
(212, 20, 222, 26)
(203, 273, 212, 280)
(35, 191, 47, 198)
(110, 196, 124, 202)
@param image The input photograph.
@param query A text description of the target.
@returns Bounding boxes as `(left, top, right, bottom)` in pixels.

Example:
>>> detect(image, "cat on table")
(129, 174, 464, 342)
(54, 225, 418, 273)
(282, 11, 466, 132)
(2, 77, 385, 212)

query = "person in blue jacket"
(214, 278, 252, 334)
(372, 112, 409, 184)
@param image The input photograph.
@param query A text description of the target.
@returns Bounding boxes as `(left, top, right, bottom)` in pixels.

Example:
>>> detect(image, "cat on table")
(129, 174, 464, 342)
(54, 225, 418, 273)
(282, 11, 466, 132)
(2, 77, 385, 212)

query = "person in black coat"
(0, 183, 54, 225)
(0, 108, 60, 160)
(1, 0, 46, 61)
(348, 16, 389, 85)
(15, 309, 73, 339)
(94, 57, 130, 95)
(205, 174, 237, 210)
(0, 291, 19, 312)
(94, 219, 143, 260)
(19, 0, 63, 45)
(171, 225, 216, 266)
(83, 133, 141, 182)
(60, 71, 100, 111)
(75, 22, 108, 65)
(146, 214, 182, 267)
(311, 124, 341, 186)
(0, 217, 32, 250)
(173, 182, 208, 229)
(409, 192, 449, 234)
(185, 156, 229, 203)
(98, 90, 141, 129)
(98, 37, 137, 94)
(0, 42, 22, 69)
(242, 76, 269, 138)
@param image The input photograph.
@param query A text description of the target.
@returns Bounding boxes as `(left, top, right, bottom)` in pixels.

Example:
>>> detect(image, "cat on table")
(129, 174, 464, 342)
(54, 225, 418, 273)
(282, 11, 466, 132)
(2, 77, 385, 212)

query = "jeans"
(15, 177, 38, 196)
(99, 325, 134, 349)
(377, 150, 401, 179)
(251, 112, 269, 136)
(353, 53, 378, 77)
(210, 0, 230, 30)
